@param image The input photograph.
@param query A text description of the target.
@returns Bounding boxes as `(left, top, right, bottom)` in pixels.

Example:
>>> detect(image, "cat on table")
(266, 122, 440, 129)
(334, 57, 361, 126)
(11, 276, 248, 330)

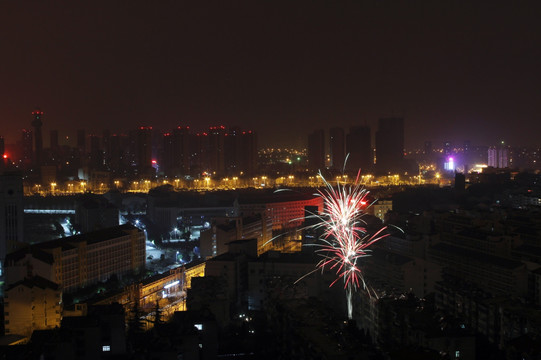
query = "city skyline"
(1, 1, 541, 149)
(0, 114, 535, 152)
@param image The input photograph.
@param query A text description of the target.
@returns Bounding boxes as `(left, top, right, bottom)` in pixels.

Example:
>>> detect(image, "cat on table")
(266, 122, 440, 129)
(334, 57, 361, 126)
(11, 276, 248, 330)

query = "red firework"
(312, 170, 388, 292)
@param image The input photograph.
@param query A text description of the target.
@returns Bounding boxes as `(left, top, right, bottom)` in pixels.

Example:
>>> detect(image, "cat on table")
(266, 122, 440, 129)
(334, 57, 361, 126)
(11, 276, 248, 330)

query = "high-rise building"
(375, 117, 404, 174)
(31, 109, 44, 169)
(109, 133, 129, 176)
(443, 141, 452, 155)
(0, 173, 24, 277)
(224, 127, 258, 176)
(423, 141, 432, 155)
(21, 129, 33, 170)
(308, 129, 325, 171)
(239, 129, 257, 176)
(190, 132, 205, 175)
(329, 127, 345, 170)
(162, 126, 191, 177)
(206, 126, 226, 175)
(346, 126, 371, 172)
(488, 145, 509, 168)
(89, 134, 102, 170)
(224, 127, 241, 176)
(162, 132, 175, 177)
(102, 129, 111, 169)
(136, 126, 153, 176)
(77, 129, 86, 154)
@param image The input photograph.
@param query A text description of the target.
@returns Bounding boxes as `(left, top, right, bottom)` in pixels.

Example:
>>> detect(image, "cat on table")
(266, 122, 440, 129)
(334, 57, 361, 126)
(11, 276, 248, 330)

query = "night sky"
(1, 1, 540, 149)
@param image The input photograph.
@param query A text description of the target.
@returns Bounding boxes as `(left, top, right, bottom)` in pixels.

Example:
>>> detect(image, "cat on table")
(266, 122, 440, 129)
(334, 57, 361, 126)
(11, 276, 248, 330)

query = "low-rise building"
(4, 275, 62, 337)
(5, 224, 145, 292)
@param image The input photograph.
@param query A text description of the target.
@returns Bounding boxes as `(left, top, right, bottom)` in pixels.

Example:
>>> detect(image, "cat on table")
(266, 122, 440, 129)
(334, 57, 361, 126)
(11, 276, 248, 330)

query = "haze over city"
(3, 2, 541, 358)
(1, 1, 541, 149)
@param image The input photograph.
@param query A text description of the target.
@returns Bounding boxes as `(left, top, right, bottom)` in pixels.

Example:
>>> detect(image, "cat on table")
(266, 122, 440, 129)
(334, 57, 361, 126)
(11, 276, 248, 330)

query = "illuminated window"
(102, 345, 111, 352)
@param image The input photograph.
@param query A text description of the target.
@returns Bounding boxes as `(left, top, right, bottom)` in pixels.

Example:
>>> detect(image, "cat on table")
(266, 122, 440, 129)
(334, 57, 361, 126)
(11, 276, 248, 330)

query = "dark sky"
(1, 1, 540, 149)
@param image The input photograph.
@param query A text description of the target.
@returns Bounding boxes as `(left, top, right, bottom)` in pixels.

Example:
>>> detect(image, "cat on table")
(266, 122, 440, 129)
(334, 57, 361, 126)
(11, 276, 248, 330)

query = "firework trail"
(298, 170, 389, 319)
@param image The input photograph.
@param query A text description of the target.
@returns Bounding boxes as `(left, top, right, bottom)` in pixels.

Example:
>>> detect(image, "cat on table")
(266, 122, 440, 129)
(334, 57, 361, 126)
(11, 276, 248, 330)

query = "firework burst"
(300, 170, 389, 318)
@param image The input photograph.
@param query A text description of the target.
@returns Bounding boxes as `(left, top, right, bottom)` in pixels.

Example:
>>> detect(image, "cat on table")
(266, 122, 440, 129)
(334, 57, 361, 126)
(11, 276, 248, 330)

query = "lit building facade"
(5, 224, 145, 292)
(200, 214, 273, 258)
(4, 275, 62, 337)
(488, 145, 509, 168)
(367, 199, 392, 221)
(240, 194, 324, 231)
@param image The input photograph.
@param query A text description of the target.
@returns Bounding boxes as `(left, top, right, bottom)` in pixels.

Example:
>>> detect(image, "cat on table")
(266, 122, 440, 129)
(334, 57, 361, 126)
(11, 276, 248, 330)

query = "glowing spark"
(303, 170, 388, 319)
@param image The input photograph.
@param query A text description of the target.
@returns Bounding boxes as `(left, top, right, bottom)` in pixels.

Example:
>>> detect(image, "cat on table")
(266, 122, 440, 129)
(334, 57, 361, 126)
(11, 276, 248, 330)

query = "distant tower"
(498, 147, 508, 168)
(424, 141, 432, 155)
(443, 141, 452, 155)
(488, 143, 508, 168)
(102, 129, 111, 168)
(21, 129, 33, 170)
(488, 147, 497, 167)
(31, 109, 44, 168)
(346, 126, 371, 172)
(136, 126, 153, 176)
(375, 117, 404, 174)
(89, 135, 102, 170)
(239, 129, 257, 176)
(329, 127, 345, 170)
